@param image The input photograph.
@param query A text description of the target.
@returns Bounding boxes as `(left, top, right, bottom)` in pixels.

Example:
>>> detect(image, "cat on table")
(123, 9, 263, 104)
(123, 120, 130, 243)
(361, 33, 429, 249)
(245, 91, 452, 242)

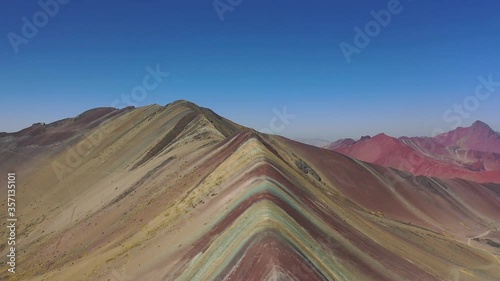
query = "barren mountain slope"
(1, 101, 499, 281)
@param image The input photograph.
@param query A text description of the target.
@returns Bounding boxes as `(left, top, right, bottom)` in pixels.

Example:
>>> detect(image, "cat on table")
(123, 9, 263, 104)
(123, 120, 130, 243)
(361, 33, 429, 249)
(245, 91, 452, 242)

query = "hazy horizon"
(2, 101, 499, 142)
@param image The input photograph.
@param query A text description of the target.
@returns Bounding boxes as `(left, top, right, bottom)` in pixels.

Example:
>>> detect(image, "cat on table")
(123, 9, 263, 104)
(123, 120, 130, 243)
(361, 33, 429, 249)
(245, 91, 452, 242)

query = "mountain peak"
(372, 133, 393, 140)
(470, 120, 492, 131)
(167, 99, 199, 109)
(359, 135, 372, 141)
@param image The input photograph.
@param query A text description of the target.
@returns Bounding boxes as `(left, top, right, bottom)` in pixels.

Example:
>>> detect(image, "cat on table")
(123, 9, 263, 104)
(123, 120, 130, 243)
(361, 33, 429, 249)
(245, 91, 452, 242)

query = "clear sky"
(1, 0, 499, 140)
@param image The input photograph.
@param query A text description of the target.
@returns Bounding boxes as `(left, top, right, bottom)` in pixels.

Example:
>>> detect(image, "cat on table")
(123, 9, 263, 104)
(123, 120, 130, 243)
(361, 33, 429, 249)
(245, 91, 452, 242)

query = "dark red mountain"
(327, 121, 500, 183)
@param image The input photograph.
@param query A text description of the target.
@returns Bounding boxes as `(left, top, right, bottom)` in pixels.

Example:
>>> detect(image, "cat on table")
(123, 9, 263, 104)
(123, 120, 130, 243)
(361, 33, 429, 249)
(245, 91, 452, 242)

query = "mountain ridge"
(1, 101, 499, 280)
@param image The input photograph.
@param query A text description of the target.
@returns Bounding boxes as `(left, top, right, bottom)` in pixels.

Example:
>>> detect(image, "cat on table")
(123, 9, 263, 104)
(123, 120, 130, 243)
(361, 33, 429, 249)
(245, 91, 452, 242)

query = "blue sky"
(1, 0, 499, 140)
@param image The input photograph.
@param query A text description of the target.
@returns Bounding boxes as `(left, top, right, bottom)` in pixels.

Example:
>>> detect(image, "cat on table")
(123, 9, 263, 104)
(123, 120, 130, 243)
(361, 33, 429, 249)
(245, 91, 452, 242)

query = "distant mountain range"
(326, 121, 500, 183)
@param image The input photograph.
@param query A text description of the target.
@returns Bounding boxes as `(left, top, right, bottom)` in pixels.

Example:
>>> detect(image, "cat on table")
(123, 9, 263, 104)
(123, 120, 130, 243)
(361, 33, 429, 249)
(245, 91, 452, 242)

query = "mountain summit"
(434, 121, 500, 155)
